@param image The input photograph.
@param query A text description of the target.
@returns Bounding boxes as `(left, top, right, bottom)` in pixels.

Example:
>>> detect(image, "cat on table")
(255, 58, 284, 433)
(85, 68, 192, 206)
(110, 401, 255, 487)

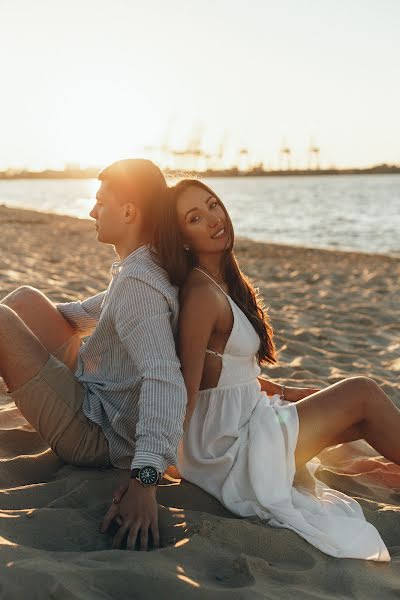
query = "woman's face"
(176, 185, 230, 256)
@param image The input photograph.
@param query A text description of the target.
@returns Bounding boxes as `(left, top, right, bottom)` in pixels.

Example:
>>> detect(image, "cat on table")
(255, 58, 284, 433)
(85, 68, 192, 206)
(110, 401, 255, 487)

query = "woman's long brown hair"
(153, 179, 277, 365)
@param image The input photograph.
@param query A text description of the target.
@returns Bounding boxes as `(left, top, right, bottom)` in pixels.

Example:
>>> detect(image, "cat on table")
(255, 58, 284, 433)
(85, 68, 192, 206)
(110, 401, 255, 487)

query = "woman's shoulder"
(180, 269, 224, 308)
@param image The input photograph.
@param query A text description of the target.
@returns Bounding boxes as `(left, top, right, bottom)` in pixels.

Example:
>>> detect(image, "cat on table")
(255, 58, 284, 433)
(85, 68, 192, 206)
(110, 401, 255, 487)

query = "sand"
(0, 204, 399, 598)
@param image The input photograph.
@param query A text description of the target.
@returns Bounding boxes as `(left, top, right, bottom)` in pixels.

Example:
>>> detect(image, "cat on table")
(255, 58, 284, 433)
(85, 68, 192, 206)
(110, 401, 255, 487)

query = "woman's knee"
(343, 375, 382, 416)
(344, 375, 380, 395)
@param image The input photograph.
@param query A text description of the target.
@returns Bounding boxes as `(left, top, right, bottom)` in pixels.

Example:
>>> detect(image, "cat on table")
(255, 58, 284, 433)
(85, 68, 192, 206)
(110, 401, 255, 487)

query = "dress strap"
(193, 267, 229, 297)
(194, 268, 229, 360)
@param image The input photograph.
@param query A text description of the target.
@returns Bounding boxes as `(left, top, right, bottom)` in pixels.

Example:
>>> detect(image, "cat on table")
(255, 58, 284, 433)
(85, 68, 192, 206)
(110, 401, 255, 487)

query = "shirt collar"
(110, 244, 151, 276)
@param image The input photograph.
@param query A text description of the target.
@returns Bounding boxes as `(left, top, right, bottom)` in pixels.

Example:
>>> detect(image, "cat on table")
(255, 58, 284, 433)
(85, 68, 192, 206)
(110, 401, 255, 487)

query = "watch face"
(139, 466, 159, 486)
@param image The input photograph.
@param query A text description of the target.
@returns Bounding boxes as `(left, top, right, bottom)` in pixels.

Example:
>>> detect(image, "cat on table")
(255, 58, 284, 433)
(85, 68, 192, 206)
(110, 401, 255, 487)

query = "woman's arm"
(258, 376, 282, 396)
(258, 376, 320, 402)
(179, 285, 219, 431)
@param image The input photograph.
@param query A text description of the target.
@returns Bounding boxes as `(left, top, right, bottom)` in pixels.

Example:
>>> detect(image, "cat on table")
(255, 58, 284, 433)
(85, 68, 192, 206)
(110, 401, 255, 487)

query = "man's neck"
(114, 235, 151, 261)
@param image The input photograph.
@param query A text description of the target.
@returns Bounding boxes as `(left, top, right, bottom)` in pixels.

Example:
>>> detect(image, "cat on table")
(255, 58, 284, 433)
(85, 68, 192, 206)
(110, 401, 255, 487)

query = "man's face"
(89, 181, 126, 245)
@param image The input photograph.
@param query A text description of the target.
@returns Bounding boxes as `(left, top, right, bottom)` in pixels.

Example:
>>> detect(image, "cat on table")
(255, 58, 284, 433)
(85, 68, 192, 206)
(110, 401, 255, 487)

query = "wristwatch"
(130, 466, 162, 487)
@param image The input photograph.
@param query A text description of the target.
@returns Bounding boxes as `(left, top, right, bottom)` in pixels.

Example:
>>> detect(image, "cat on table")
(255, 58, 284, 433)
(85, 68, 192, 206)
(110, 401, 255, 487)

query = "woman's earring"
(184, 246, 190, 252)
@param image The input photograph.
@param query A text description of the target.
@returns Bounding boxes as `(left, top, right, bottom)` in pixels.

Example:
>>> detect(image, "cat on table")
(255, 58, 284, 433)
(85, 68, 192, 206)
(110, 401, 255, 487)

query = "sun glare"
(50, 77, 167, 169)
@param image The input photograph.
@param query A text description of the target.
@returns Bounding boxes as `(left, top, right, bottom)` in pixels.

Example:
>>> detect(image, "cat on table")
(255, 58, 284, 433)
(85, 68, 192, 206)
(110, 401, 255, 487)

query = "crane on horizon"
(308, 138, 320, 170)
(280, 140, 292, 170)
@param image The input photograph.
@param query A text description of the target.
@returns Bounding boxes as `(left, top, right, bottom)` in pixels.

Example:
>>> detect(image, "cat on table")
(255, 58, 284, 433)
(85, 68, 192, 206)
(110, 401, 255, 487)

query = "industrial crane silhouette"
(280, 140, 292, 170)
(308, 138, 320, 170)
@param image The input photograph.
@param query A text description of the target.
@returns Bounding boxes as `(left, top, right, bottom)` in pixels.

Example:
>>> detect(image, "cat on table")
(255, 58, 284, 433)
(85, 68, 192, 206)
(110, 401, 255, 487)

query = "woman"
(153, 178, 398, 561)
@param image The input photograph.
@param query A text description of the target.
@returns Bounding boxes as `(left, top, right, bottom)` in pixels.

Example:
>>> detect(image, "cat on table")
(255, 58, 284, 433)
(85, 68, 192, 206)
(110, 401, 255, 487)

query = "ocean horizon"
(0, 174, 399, 257)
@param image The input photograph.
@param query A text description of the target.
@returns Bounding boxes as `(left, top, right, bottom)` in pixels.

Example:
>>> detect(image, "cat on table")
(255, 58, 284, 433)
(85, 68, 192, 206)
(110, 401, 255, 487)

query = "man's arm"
(56, 290, 107, 336)
(114, 276, 187, 473)
(104, 276, 186, 551)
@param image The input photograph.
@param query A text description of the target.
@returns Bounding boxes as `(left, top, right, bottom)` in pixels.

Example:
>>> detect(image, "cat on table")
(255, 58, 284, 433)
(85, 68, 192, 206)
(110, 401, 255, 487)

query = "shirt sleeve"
(114, 276, 187, 473)
(56, 290, 107, 336)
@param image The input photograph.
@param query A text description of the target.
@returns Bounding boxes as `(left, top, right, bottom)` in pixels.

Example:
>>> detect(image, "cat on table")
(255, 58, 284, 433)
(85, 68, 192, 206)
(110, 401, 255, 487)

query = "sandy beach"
(0, 204, 399, 598)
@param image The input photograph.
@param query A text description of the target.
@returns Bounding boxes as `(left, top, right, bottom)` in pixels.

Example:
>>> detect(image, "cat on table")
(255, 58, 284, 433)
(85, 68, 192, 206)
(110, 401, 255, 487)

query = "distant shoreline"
(1, 204, 399, 261)
(1, 164, 400, 180)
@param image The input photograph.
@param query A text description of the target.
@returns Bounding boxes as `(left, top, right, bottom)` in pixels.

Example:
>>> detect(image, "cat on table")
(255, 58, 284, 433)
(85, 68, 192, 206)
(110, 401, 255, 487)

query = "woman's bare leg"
(1, 286, 76, 353)
(294, 376, 400, 469)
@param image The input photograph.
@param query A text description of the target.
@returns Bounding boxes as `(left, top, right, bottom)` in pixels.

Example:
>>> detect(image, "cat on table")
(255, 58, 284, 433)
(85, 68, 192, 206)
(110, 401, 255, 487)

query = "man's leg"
(0, 306, 109, 466)
(0, 304, 49, 392)
(0, 289, 109, 467)
(1, 286, 76, 354)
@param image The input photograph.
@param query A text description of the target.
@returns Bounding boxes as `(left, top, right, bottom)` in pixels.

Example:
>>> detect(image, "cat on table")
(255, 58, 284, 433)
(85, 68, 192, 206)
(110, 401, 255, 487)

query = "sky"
(0, 0, 399, 170)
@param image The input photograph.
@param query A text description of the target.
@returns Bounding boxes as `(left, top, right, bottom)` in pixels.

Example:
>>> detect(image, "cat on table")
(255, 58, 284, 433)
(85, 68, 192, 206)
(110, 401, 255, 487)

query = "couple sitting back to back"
(0, 158, 396, 561)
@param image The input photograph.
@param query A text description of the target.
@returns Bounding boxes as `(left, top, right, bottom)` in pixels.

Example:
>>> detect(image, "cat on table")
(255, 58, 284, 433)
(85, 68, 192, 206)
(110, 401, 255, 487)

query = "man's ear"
(124, 202, 137, 222)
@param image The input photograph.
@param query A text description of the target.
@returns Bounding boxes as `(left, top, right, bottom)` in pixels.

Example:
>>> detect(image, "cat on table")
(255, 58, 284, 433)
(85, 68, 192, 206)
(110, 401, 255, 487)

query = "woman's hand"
(100, 481, 129, 532)
(284, 386, 321, 402)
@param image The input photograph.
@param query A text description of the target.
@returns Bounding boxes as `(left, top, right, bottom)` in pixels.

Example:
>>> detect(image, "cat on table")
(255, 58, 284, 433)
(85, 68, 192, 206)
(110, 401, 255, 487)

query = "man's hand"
(285, 386, 321, 402)
(100, 480, 160, 551)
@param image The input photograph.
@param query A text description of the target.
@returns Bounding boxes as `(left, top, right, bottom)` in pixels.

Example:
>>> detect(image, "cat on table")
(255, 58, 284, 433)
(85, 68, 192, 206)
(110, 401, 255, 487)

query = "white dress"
(177, 270, 390, 561)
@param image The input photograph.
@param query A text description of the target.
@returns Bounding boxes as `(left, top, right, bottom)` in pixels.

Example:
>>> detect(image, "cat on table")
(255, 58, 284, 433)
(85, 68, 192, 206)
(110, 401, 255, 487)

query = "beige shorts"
(11, 335, 111, 468)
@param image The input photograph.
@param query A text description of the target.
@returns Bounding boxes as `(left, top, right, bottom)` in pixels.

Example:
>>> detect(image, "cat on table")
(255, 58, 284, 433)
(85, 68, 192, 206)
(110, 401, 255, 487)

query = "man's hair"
(98, 158, 167, 229)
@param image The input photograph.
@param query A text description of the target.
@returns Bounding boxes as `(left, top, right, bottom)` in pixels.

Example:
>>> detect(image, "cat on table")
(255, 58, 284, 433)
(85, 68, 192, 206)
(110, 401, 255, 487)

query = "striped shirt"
(56, 245, 187, 473)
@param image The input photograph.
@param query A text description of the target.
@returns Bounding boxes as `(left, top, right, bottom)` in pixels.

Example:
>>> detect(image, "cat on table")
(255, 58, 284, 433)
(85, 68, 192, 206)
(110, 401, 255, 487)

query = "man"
(0, 158, 187, 551)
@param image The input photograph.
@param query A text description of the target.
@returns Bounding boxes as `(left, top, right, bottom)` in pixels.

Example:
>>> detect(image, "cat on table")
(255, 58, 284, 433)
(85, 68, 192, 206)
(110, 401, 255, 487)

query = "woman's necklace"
(197, 264, 226, 286)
